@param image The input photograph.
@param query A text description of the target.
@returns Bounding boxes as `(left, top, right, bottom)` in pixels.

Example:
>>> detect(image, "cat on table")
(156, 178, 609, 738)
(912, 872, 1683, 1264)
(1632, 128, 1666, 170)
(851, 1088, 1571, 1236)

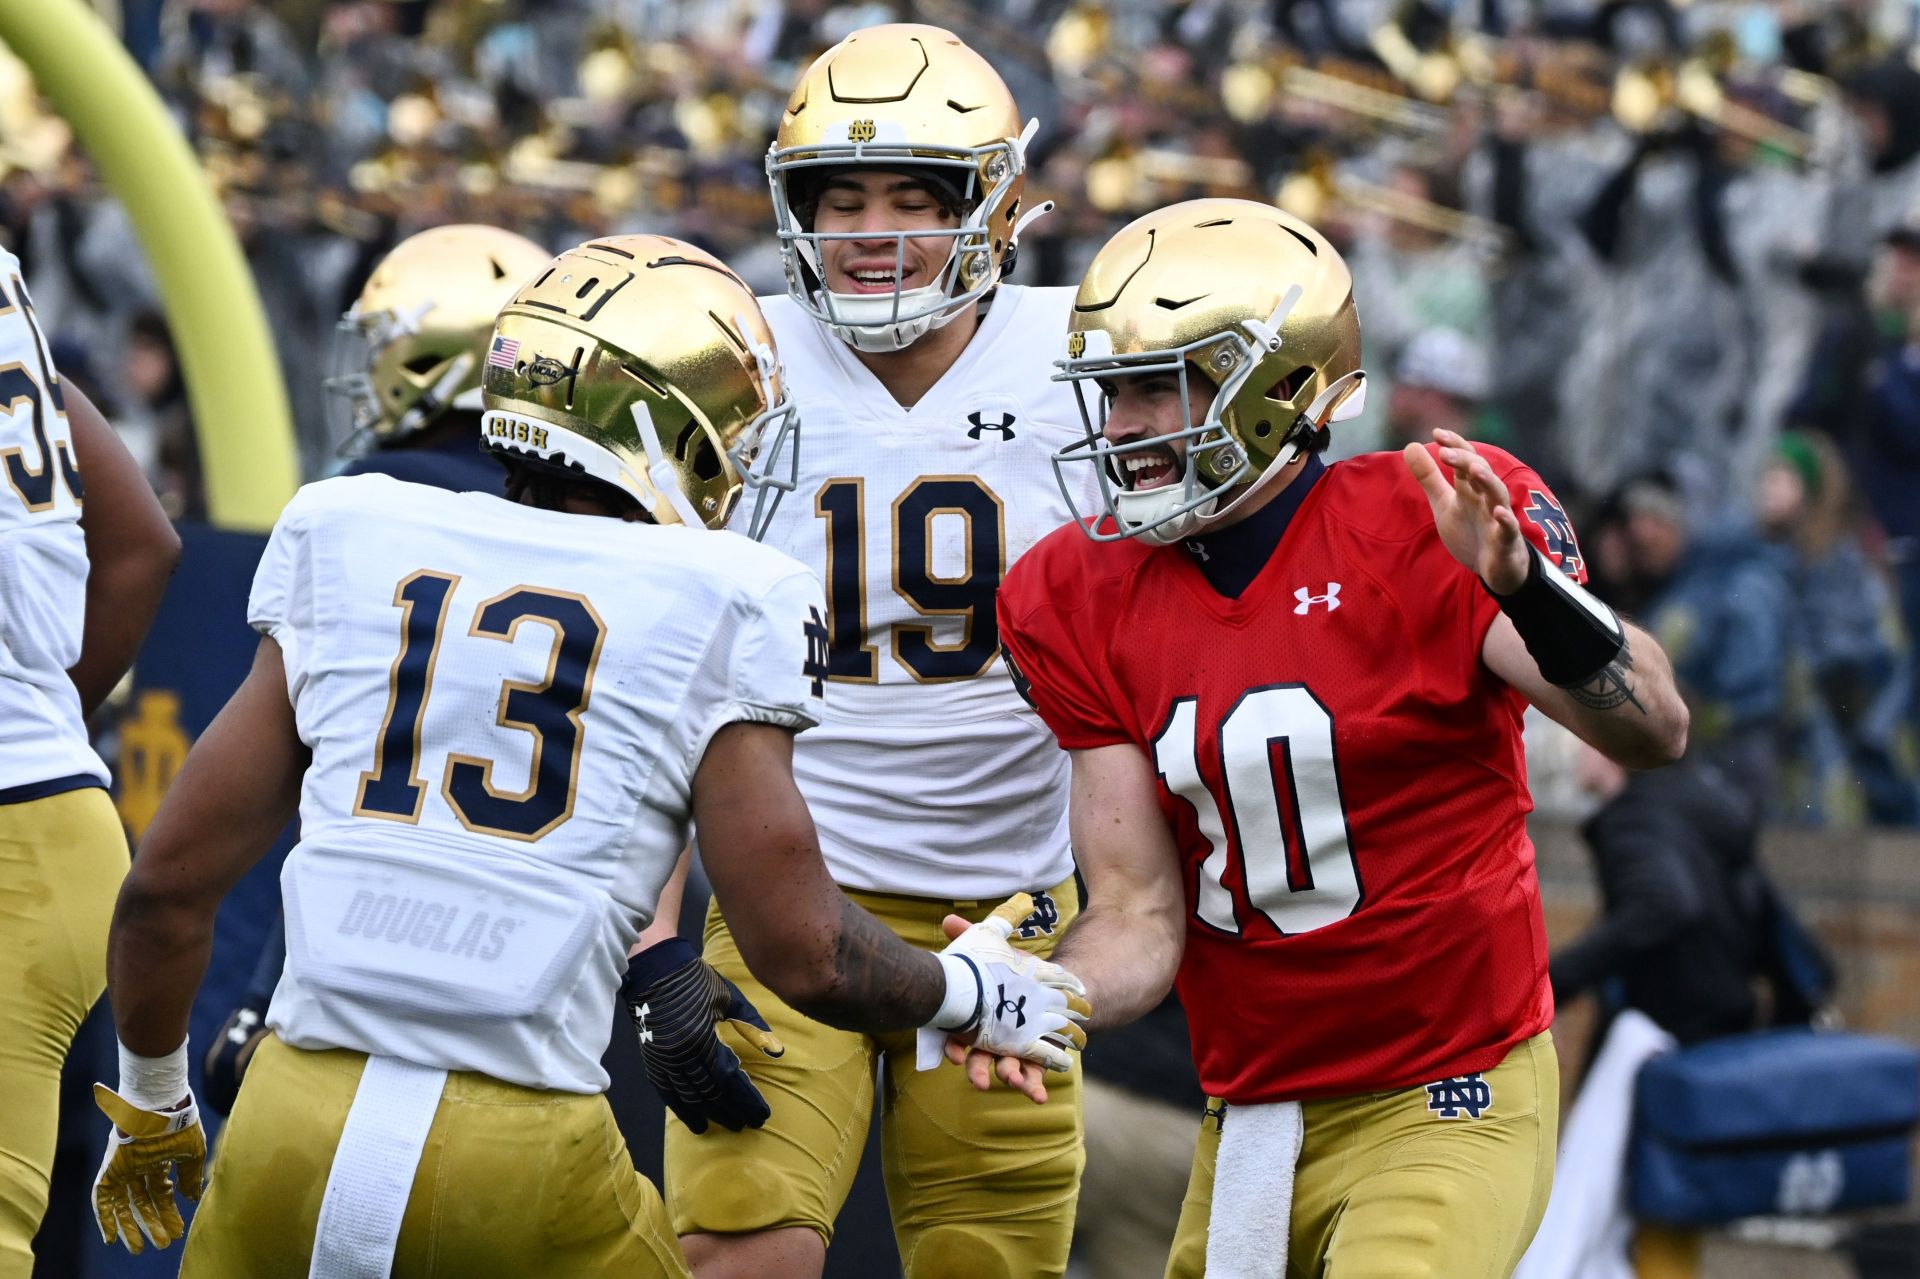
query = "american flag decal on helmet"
(487, 336, 520, 370)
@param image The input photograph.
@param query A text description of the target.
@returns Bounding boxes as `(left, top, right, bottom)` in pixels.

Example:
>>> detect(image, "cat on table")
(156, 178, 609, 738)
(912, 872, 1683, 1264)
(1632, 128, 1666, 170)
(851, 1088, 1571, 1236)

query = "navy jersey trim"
(0, 772, 109, 806)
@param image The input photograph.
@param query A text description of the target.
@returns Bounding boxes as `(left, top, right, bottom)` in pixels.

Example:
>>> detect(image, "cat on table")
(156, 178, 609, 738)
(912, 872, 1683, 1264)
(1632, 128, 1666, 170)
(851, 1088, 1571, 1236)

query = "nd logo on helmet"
(848, 119, 877, 143)
(1067, 331, 1086, 358)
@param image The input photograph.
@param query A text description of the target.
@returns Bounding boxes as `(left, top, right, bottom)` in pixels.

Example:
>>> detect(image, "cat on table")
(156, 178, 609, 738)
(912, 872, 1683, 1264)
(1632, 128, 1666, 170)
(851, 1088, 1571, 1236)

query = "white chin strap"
(823, 282, 960, 353)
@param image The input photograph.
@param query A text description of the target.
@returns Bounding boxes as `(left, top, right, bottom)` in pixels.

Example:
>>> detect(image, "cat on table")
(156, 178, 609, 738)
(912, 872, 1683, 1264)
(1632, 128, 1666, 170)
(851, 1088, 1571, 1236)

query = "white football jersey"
(741, 286, 1095, 899)
(252, 475, 824, 1093)
(0, 249, 105, 799)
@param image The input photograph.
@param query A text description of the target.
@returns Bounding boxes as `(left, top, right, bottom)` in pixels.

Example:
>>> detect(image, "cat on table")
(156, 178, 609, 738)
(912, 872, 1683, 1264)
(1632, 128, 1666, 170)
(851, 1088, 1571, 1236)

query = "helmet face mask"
(770, 136, 1023, 351)
(479, 237, 800, 540)
(1051, 200, 1367, 545)
(767, 24, 1041, 354)
(1054, 326, 1280, 546)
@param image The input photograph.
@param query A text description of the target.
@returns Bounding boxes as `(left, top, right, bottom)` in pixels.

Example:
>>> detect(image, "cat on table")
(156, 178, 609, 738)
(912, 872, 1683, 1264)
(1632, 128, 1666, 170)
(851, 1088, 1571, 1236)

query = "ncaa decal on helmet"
(1053, 199, 1367, 544)
(479, 236, 799, 538)
(767, 23, 1050, 353)
(324, 224, 552, 450)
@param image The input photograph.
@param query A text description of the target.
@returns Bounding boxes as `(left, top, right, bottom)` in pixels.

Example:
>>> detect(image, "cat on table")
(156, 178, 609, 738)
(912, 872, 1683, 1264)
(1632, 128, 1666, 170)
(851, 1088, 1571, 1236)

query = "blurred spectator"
(1549, 746, 1769, 1048)
(1382, 325, 1490, 450)
(1602, 474, 1792, 812)
(1541, 738, 1832, 1279)
(1792, 208, 1920, 769)
(1759, 429, 1919, 824)
(115, 311, 203, 521)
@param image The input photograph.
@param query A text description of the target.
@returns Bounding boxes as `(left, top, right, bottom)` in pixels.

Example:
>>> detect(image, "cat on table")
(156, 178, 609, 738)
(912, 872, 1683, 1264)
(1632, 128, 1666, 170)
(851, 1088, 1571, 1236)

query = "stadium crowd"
(3, 0, 1919, 831)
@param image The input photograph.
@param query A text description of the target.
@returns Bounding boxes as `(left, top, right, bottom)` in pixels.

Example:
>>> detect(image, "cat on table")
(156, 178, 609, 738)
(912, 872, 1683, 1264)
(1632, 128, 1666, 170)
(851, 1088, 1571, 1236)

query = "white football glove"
(917, 893, 1091, 1073)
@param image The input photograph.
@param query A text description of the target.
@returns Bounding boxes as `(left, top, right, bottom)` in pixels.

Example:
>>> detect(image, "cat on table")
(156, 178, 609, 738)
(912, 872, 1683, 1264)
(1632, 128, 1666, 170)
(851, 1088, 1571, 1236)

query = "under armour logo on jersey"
(802, 607, 830, 698)
(1293, 583, 1341, 614)
(1016, 890, 1060, 938)
(1426, 1073, 1493, 1118)
(1523, 490, 1585, 578)
(995, 985, 1028, 1028)
(633, 1003, 655, 1047)
(966, 411, 1017, 441)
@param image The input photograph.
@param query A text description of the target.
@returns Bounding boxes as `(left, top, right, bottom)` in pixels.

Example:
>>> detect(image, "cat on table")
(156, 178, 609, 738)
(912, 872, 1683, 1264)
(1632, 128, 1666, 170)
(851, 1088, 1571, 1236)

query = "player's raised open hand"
(1404, 429, 1530, 595)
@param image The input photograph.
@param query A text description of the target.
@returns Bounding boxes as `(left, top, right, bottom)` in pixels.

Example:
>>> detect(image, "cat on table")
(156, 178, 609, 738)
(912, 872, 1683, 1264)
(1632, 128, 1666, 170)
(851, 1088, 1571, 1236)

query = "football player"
(89, 236, 1087, 1276)
(987, 200, 1690, 1278)
(326, 223, 553, 492)
(0, 248, 179, 1278)
(652, 24, 1100, 1279)
(203, 223, 554, 1114)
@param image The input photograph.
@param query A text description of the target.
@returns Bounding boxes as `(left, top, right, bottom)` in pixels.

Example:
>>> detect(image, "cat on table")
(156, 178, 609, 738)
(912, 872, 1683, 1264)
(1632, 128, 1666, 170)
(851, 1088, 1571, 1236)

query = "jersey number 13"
(355, 570, 605, 841)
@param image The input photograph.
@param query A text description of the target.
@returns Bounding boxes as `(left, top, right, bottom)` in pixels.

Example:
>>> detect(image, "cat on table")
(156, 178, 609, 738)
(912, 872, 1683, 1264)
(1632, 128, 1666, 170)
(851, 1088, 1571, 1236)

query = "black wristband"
(1487, 543, 1625, 687)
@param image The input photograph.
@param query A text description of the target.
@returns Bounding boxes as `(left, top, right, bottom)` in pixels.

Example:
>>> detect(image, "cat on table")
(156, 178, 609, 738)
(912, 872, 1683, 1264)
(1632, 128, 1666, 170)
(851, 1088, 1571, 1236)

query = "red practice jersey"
(999, 444, 1586, 1103)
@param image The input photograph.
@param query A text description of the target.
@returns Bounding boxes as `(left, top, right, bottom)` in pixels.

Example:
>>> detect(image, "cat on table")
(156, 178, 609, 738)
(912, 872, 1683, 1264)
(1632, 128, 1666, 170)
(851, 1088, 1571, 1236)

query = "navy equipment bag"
(1628, 1028, 1920, 1225)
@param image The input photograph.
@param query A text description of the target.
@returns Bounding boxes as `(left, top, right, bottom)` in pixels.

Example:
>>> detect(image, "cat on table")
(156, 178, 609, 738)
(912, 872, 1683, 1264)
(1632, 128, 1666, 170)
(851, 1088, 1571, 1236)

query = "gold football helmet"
(325, 224, 552, 450)
(1054, 199, 1366, 544)
(479, 236, 799, 538)
(767, 23, 1046, 352)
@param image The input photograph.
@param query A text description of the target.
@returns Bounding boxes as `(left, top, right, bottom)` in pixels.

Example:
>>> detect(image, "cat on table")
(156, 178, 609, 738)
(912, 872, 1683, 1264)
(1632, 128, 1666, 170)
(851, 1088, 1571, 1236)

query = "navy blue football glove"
(202, 992, 270, 1117)
(621, 938, 785, 1134)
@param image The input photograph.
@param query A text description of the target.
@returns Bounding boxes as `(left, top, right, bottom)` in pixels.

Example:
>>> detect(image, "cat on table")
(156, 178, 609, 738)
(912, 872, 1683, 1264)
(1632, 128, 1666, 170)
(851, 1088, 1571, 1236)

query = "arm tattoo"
(789, 898, 944, 1033)
(1564, 632, 1645, 714)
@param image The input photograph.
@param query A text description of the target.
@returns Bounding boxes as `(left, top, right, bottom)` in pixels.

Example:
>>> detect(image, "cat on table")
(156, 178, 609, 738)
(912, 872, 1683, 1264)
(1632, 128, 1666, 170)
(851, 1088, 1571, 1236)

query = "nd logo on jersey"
(1522, 490, 1583, 578)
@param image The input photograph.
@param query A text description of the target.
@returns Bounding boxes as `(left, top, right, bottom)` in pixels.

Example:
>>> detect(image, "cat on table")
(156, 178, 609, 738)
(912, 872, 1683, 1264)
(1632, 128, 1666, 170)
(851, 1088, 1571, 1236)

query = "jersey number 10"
(355, 570, 606, 841)
(1152, 685, 1364, 937)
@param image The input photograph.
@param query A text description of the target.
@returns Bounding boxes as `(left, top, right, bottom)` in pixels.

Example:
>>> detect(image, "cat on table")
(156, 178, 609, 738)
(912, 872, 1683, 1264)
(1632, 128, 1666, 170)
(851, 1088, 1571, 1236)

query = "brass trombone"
(1276, 154, 1514, 255)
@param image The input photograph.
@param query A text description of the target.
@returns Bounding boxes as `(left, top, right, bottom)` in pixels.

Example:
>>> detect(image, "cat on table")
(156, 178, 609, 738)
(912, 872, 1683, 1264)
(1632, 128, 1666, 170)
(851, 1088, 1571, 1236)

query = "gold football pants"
(1167, 1031, 1558, 1279)
(182, 1036, 688, 1277)
(0, 786, 125, 1279)
(664, 879, 1084, 1279)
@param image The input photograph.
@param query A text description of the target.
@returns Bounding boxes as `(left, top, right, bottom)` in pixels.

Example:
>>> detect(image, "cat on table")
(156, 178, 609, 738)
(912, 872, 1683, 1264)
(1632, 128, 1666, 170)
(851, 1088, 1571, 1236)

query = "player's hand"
(202, 992, 271, 1117)
(1404, 429, 1529, 595)
(917, 894, 1091, 1103)
(91, 1083, 206, 1255)
(622, 937, 785, 1134)
(934, 911, 1064, 1103)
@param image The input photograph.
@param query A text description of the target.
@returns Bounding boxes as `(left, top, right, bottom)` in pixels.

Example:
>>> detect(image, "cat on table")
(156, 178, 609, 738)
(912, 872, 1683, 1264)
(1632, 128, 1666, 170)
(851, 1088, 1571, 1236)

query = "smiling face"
(1097, 367, 1219, 493)
(809, 170, 963, 297)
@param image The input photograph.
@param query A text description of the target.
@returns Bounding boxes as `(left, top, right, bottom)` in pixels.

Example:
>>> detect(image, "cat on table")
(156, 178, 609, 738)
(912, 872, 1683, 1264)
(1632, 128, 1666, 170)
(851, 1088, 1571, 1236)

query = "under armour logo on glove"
(995, 985, 1028, 1028)
(966, 411, 1017, 441)
(622, 939, 785, 1134)
(1293, 583, 1341, 614)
